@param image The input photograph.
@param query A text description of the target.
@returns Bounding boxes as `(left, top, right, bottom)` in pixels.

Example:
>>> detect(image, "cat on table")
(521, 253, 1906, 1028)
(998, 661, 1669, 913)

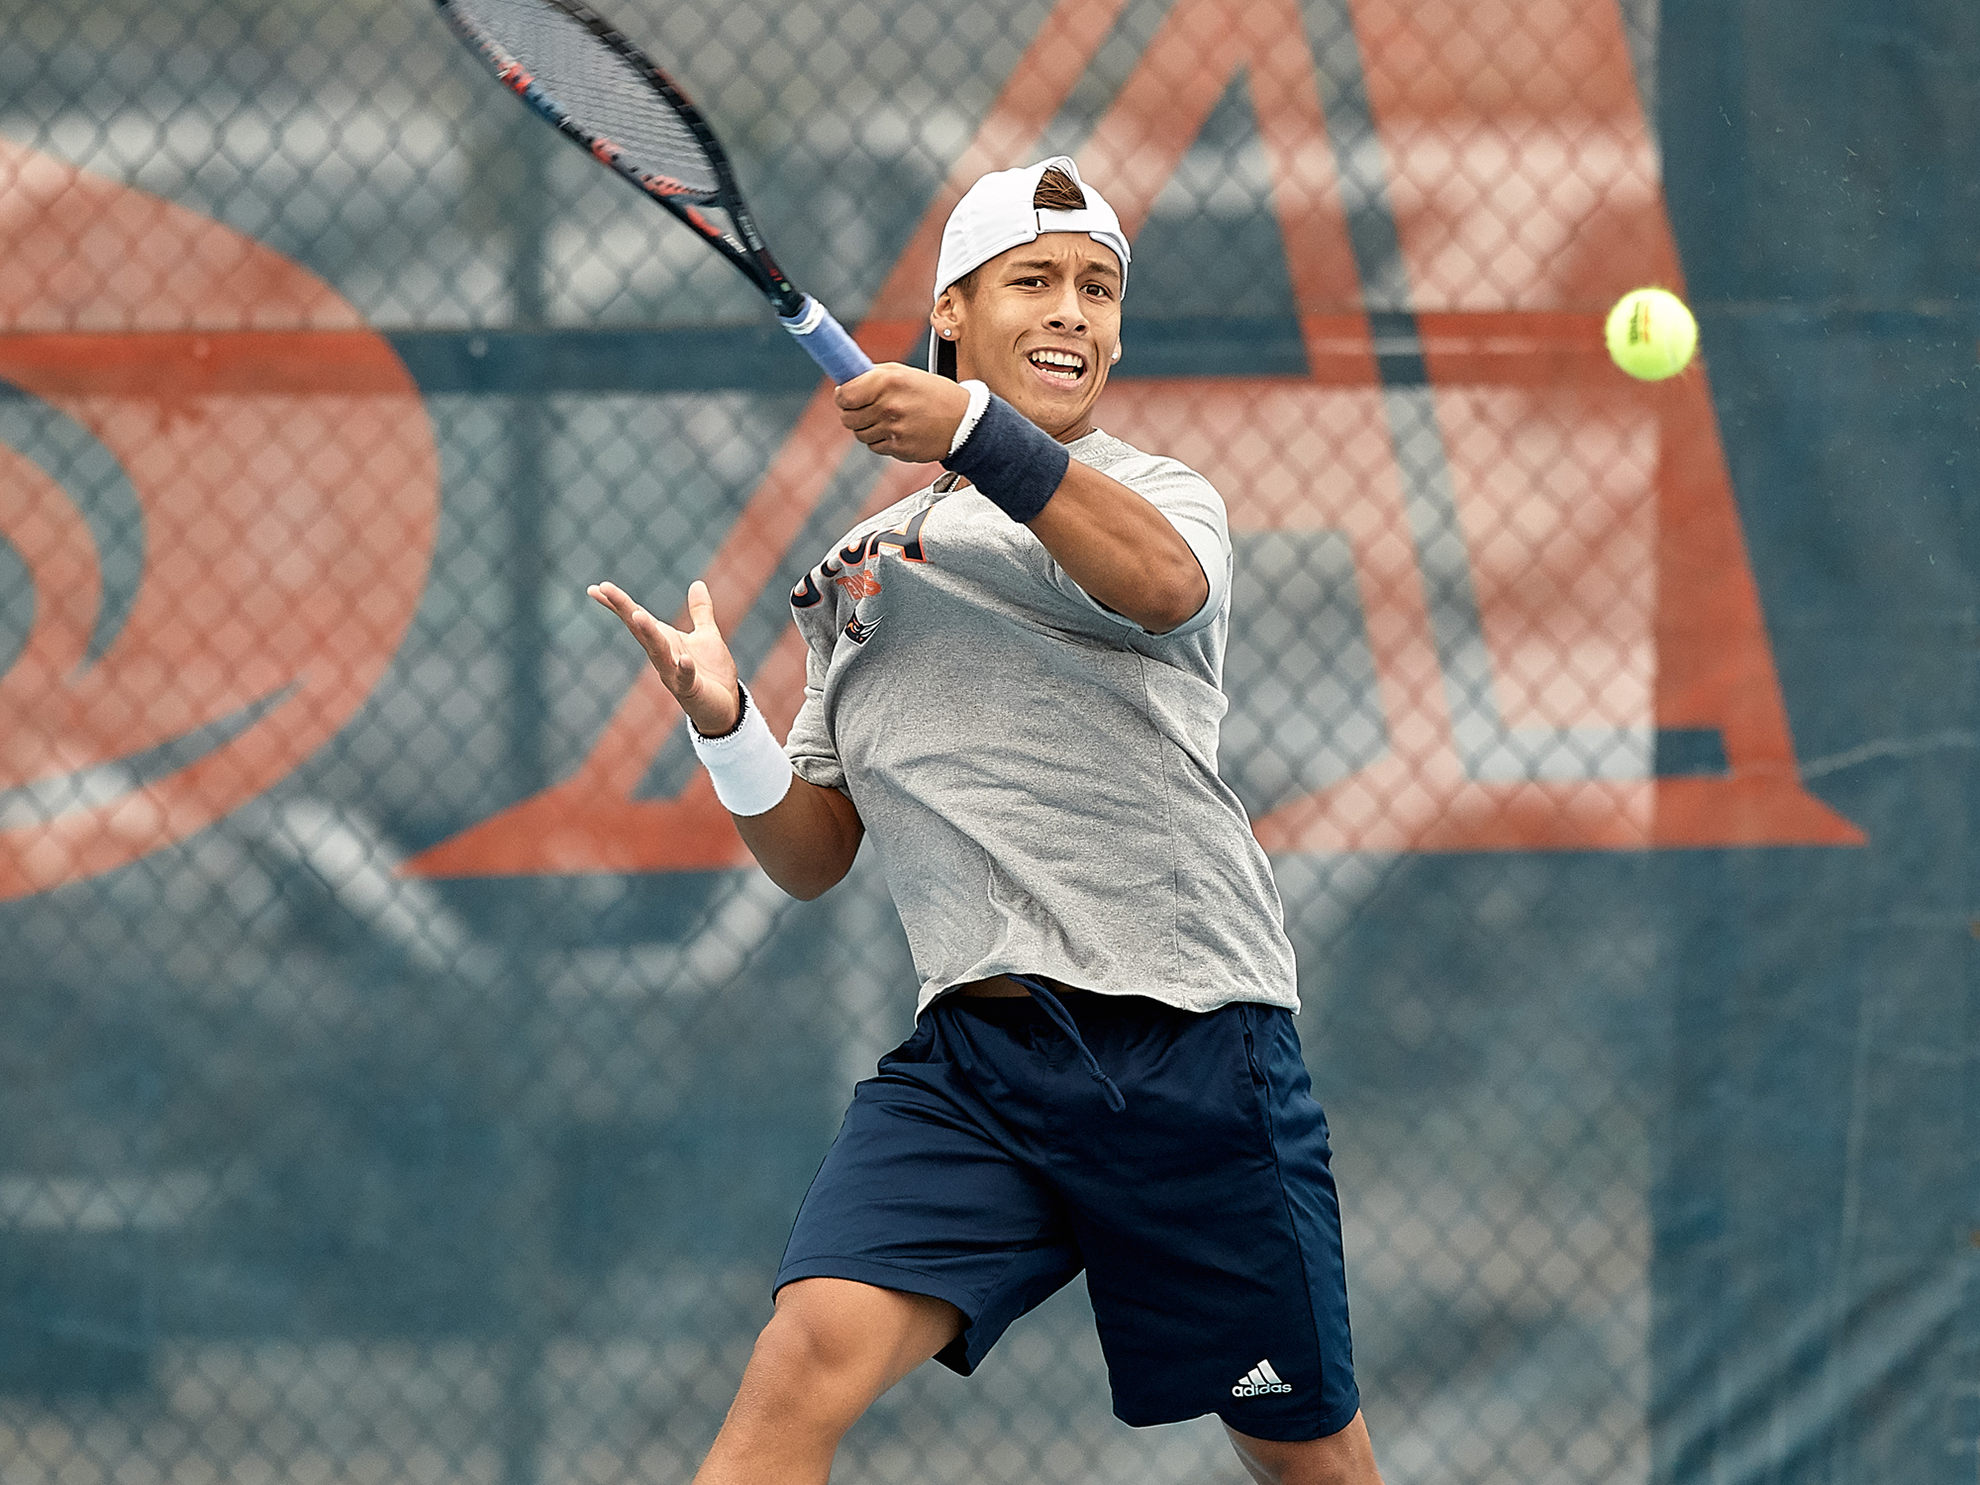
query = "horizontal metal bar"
(6, 307, 1966, 401)
(383, 316, 1317, 393)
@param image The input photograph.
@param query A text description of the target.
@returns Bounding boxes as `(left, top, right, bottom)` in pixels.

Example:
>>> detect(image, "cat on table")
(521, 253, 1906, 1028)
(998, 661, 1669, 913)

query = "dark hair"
(1031, 164, 1086, 213)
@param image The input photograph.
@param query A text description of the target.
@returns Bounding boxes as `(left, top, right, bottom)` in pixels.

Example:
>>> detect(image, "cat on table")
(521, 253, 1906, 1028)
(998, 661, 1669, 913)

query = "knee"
(751, 1294, 870, 1386)
(760, 1277, 963, 1385)
(1227, 1412, 1383, 1485)
(721, 1306, 872, 1446)
(742, 1280, 936, 1404)
(729, 1278, 963, 1439)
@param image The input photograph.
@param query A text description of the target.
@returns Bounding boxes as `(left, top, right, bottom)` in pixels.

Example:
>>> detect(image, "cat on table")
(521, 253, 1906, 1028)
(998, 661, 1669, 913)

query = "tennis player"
(589, 157, 1384, 1485)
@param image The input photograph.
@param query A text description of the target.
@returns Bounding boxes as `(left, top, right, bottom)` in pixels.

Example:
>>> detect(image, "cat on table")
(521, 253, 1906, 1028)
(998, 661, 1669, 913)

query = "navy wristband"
(940, 393, 1070, 523)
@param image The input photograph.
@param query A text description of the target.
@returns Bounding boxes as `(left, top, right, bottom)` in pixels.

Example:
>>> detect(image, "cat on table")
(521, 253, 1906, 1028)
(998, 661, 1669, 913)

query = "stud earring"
(1110, 343, 1122, 363)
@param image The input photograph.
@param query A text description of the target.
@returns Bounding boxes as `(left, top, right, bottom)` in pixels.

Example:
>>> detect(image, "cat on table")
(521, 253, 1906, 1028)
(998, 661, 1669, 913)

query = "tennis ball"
(1605, 287, 1697, 380)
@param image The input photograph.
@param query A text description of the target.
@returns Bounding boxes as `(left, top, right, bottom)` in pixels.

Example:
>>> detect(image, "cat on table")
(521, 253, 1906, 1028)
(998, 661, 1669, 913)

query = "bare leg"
(1226, 1410, 1386, 1485)
(692, 1277, 965, 1485)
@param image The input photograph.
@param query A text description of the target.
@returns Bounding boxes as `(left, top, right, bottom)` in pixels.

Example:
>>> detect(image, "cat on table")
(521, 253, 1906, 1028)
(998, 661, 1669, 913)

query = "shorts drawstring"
(1009, 975, 1128, 1113)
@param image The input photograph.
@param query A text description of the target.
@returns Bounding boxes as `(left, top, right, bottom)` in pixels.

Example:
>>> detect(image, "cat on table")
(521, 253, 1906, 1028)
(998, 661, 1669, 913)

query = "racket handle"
(778, 295, 875, 384)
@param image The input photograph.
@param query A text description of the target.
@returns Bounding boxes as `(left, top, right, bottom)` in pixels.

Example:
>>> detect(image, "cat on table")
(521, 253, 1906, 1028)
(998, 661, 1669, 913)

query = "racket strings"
(451, 0, 722, 198)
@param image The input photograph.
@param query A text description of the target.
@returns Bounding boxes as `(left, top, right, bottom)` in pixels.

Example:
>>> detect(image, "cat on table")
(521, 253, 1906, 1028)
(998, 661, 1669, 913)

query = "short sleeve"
(1046, 454, 1232, 638)
(783, 634, 849, 794)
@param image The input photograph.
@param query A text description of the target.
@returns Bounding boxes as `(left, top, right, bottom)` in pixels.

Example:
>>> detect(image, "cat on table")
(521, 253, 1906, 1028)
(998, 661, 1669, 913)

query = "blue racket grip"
(778, 296, 874, 384)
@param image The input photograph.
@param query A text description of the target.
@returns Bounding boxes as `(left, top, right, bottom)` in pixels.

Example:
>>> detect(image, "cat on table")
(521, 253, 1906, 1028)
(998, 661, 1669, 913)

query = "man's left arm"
(1024, 461, 1209, 635)
(835, 364, 1209, 635)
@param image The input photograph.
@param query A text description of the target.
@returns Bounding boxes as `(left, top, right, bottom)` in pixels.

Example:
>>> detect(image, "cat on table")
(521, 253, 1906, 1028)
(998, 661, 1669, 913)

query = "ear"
(930, 287, 966, 345)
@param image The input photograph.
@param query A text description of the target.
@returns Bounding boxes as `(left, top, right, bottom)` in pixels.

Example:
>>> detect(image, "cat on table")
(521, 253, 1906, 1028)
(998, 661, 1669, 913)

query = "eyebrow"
(1004, 255, 1122, 283)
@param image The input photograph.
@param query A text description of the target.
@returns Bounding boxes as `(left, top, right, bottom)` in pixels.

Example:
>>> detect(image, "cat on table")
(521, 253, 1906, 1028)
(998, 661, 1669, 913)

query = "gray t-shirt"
(784, 428, 1298, 1017)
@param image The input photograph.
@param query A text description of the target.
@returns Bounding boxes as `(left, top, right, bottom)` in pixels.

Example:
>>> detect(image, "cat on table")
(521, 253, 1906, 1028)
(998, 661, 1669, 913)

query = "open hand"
(587, 578, 741, 735)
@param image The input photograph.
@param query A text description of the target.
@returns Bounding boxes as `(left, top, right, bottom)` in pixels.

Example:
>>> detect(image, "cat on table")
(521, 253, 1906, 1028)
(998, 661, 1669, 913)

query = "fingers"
(589, 581, 670, 638)
(841, 403, 912, 458)
(685, 579, 718, 636)
(834, 367, 907, 450)
(586, 581, 641, 638)
(587, 582, 692, 688)
(588, 581, 657, 644)
(832, 366, 886, 412)
(836, 397, 888, 441)
(832, 365, 966, 464)
(589, 580, 741, 735)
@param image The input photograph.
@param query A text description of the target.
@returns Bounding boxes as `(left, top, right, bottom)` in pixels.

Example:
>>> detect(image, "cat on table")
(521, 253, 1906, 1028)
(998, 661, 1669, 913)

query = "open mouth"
(1027, 347, 1088, 384)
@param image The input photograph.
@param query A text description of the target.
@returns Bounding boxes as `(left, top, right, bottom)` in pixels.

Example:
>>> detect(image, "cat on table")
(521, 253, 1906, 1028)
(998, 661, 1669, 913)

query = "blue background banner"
(0, 2, 1972, 1481)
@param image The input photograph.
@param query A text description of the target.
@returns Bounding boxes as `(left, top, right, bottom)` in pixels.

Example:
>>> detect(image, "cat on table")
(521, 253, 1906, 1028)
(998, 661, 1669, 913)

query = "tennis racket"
(435, 0, 875, 384)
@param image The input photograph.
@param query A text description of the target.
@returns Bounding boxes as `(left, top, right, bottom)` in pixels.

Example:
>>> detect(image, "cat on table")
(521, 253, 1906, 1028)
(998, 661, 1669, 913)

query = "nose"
(1043, 284, 1087, 332)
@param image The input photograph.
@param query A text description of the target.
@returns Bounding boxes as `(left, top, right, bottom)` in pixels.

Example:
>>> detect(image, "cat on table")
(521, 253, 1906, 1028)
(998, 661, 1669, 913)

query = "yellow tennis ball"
(1605, 287, 1697, 380)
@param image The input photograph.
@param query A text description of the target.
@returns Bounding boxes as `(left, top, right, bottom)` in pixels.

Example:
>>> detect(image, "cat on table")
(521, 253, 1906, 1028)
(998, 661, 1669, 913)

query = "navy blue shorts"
(775, 990, 1361, 1441)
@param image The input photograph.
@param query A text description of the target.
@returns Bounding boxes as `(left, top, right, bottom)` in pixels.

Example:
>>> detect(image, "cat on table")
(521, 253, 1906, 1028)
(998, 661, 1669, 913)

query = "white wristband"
(690, 683, 794, 817)
(947, 378, 991, 456)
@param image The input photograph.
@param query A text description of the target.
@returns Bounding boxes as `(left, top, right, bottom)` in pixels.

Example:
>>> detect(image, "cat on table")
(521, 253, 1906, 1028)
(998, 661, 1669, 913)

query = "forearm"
(937, 391, 1208, 634)
(1024, 460, 1209, 633)
(587, 583, 865, 897)
(733, 776, 864, 900)
(686, 680, 865, 900)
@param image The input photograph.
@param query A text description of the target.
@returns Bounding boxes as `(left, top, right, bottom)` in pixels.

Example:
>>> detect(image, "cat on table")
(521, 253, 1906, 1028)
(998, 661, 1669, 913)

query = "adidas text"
(1231, 1360, 1293, 1397)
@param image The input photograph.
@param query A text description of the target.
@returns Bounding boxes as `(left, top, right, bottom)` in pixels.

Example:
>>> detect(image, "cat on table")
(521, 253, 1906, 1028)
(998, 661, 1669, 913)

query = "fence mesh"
(5, 1, 1699, 1481)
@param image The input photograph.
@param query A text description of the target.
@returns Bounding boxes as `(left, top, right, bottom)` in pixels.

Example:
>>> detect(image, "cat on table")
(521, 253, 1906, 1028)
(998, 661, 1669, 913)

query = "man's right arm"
(588, 577, 863, 900)
(734, 777, 863, 900)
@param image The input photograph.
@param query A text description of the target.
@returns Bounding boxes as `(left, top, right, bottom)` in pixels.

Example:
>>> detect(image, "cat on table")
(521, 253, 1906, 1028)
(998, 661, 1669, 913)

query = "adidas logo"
(1230, 1359, 1293, 1397)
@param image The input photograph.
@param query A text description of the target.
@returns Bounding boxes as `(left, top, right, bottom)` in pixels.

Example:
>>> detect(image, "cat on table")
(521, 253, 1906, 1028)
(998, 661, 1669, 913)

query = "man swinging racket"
(589, 157, 1386, 1485)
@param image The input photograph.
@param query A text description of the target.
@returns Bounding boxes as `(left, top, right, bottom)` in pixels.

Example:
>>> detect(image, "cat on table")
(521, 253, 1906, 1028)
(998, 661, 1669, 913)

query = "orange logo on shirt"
(792, 504, 934, 611)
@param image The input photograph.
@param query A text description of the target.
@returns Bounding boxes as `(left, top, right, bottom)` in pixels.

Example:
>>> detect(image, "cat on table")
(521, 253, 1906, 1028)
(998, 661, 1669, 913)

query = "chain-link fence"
(0, 0, 1878, 1481)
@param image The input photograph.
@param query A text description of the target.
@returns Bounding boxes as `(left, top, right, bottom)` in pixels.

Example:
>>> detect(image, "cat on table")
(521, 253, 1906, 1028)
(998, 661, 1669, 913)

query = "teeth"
(1029, 349, 1084, 373)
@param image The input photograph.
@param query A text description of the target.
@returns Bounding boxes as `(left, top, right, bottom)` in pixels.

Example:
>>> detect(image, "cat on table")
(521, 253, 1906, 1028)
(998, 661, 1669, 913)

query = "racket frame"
(436, 0, 805, 318)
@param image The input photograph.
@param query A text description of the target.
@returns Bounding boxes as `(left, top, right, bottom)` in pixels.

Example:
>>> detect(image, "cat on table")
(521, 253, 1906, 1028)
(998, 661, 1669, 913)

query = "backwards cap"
(928, 156, 1131, 376)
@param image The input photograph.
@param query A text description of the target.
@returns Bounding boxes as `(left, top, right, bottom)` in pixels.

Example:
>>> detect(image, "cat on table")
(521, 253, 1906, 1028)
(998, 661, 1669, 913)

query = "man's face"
(932, 234, 1123, 442)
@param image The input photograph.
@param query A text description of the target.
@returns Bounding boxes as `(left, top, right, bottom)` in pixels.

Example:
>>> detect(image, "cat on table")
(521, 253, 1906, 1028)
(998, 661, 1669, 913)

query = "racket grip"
(779, 296, 874, 384)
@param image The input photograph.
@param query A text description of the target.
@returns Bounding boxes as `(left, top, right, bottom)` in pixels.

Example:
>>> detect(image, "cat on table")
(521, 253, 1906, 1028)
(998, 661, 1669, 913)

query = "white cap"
(928, 156, 1130, 375)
